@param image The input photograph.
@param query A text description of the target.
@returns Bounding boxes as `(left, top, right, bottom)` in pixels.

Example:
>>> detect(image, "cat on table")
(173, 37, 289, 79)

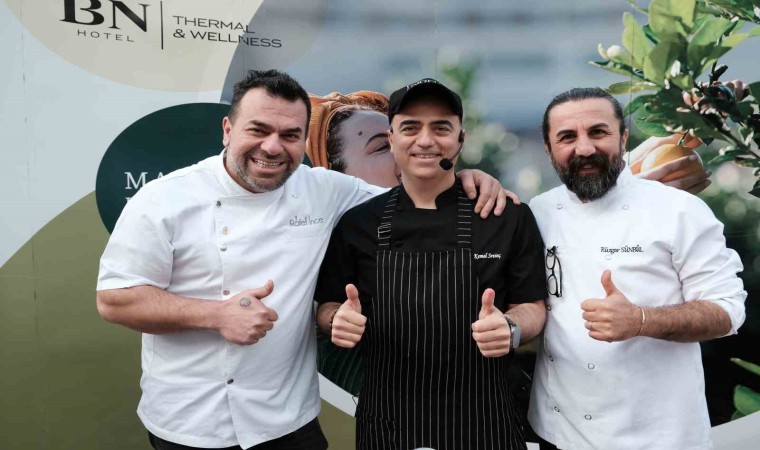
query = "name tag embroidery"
(600, 245, 643, 254)
(289, 215, 324, 227)
(474, 253, 501, 260)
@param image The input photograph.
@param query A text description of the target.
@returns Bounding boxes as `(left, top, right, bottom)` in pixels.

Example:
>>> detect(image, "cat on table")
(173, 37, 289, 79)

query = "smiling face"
(388, 96, 462, 183)
(222, 88, 308, 193)
(546, 98, 628, 201)
(337, 109, 400, 187)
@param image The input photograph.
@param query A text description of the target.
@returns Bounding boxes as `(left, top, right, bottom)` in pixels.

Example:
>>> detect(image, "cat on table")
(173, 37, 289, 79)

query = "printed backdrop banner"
(2, 1, 759, 449)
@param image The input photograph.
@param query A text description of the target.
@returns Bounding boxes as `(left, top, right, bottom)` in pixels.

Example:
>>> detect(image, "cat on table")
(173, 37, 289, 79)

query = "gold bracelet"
(636, 307, 646, 336)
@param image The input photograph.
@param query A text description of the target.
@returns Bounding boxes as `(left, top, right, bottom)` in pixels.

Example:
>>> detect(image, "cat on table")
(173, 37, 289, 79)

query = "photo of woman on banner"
(306, 91, 401, 188)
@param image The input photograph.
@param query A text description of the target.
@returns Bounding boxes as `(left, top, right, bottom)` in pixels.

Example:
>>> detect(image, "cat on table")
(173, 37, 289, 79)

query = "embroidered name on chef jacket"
(474, 252, 502, 260)
(600, 245, 644, 254)
(289, 215, 325, 227)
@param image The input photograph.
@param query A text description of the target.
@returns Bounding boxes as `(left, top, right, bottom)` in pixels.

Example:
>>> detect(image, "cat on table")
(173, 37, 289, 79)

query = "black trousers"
(148, 418, 328, 450)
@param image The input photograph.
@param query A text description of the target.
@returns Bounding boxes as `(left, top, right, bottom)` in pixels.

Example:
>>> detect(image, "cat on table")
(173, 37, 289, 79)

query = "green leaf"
(736, 157, 760, 168)
(624, 94, 658, 115)
(734, 102, 755, 118)
(731, 358, 760, 376)
(690, 16, 730, 47)
(607, 81, 658, 94)
(649, 0, 697, 37)
(635, 116, 672, 136)
(734, 385, 760, 416)
(588, 60, 645, 80)
(687, 17, 731, 74)
(708, 148, 745, 165)
(700, 44, 737, 73)
(722, 32, 750, 48)
(670, 74, 694, 91)
(623, 12, 653, 67)
(642, 24, 660, 44)
(749, 81, 760, 99)
(644, 39, 681, 83)
(703, 0, 760, 24)
(731, 409, 746, 421)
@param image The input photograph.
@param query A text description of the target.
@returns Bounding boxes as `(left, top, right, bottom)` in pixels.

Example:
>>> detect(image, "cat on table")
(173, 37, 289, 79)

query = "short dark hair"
(228, 69, 311, 134)
(542, 87, 625, 148)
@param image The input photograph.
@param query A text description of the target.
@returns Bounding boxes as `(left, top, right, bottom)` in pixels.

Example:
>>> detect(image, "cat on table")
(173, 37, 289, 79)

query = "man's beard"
(229, 150, 296, 193)
(551, 149, 625, 201)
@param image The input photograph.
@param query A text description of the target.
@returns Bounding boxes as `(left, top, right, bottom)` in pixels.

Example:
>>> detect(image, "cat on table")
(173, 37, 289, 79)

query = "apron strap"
(456, 181, 474, 250)
(377, 186, 400, 250)
(376, 181, 474, 250)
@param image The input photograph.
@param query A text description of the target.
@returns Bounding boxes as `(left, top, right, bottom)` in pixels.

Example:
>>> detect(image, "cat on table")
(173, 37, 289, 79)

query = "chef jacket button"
(222, 226, 229, 235)
(549, 355, 554, 362)
(216, 200, 222, 207)
(554, 406, 560, 412)
(556, 203, 563, 210)
(220, 244, 228, 252)
(223, 290, 230, 296)
(585, 414, 592, 420)
(588, 363, 595, 370)
(546, 304, 552, 311)
(622, 204, 629, 210)
(605, 255, 612, 260)
(227, 379, 234, 384)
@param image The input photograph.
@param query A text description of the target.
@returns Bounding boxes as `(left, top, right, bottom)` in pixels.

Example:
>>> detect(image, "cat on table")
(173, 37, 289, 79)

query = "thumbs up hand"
(471, 289, 511, 357)
(580, 270, 642, 342)
(331, 284, 368, 348)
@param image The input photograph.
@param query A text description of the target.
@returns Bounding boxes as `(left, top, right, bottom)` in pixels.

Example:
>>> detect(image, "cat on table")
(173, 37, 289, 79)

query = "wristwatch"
(505, 315, 521, 350)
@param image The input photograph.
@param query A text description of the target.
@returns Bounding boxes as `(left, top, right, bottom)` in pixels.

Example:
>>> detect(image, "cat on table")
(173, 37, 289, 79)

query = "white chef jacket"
(527, 167, 746, 450)
(97, 153, 383, 448)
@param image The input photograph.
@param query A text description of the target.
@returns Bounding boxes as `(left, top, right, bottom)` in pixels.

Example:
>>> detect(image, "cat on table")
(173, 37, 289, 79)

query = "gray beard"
(551, 150, 625, 202)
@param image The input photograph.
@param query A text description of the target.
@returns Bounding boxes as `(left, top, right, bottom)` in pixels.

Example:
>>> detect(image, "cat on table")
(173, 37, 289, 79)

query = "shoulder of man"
(341, 187, 392, 222)
(527, 186, 563, 212)
(139, 154, 218, 192)
(628, 175, 713, 215)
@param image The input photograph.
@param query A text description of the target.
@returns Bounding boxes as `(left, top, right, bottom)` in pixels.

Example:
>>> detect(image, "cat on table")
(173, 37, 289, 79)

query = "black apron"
(356, 185, 526, 450)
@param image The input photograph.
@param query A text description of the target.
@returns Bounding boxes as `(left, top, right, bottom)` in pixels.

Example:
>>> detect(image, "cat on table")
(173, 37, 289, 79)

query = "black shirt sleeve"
(504, 203, 548, 304)
(314, 215, 356, 305)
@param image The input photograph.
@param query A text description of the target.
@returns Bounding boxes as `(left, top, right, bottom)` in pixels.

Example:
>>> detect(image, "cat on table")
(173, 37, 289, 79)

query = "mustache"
(248, 150, 289, 162)
(567, 153, 610, 173)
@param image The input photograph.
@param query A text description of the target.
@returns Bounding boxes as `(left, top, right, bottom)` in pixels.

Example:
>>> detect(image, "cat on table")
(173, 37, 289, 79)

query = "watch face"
(511, 324, 521, 349)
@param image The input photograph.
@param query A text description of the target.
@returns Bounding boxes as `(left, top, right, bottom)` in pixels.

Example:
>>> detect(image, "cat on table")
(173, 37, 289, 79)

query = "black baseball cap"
(387, 78, 463, 124)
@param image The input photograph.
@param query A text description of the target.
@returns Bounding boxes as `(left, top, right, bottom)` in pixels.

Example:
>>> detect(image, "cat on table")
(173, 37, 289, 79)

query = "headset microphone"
(439, 130, 465, 170)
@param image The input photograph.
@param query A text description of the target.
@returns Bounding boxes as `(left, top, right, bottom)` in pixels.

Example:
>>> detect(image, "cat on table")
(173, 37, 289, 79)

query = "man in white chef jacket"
(527, 87, 747, 450)
(95, 69, 511, 450)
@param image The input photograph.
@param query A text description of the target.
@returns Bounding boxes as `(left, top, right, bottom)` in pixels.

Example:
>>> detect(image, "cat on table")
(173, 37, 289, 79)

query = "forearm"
(640, 300, 732, 342)
(505, 300, 546, 342)
(96, 285, 220, 334)
(316, 302, 341, 334)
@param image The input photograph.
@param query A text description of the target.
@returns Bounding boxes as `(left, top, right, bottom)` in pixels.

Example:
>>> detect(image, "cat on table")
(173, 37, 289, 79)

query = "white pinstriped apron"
(356, 185, 526, 450)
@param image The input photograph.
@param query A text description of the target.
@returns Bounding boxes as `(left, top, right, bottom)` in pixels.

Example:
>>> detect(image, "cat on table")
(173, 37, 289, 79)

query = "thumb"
(601, 270, 619, 297)
(345, 283, 361, 314)
(479, 288, 495, 319)
(253, 279, 274, 301)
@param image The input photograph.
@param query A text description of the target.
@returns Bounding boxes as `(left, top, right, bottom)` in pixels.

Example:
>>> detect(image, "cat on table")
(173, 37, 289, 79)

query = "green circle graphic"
(96, 103, 230, 233)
